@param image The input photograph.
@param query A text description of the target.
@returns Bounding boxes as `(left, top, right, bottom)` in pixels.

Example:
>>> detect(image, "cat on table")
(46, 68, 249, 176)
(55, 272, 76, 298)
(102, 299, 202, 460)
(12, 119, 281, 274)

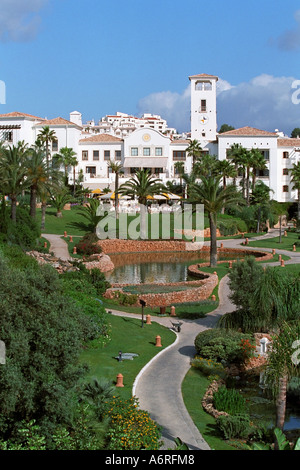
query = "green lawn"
(37, 206, 89, 236)
(80, 313, 176, 400)
(182, 368, 235, 450)
(248, 230, 300, 252)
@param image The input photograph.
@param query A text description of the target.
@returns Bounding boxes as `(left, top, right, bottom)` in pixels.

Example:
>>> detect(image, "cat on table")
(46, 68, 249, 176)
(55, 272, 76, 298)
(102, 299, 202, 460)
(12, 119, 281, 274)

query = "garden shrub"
(111, 290, 138, 306)
(213, 386, 247, 415)
(103, 396, 162, 450)
(194, 328, 254, 364)
(191, 356, 226, 380)
(6, 207, 41, 250)
(218, 217, 248, 236)
(76, 233, 102, 256)
(216, 413, 252, 440)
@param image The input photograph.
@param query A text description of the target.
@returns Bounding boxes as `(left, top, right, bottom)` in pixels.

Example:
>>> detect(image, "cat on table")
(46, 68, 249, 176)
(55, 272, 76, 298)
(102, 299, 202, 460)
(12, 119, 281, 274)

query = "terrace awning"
(123, 157, 168, 168)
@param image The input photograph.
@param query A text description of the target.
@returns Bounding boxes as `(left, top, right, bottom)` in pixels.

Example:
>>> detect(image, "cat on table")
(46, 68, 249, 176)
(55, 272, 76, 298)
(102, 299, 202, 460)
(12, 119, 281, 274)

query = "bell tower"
(189, 73, 218, 142)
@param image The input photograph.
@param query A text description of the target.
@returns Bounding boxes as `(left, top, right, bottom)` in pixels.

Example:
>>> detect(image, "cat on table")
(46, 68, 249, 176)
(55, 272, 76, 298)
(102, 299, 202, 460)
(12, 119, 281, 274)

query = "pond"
(230, 373, 300, 440)
(104, 250, 252, 285)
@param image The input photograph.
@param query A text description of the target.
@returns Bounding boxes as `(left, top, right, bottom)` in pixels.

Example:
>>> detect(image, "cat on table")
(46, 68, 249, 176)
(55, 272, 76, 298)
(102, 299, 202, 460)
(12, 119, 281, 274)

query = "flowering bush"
(191, 356, 226, 380)
(240, 338, 256, 364)
(104, 396, 162, 450)
(76, 233, 102, 256)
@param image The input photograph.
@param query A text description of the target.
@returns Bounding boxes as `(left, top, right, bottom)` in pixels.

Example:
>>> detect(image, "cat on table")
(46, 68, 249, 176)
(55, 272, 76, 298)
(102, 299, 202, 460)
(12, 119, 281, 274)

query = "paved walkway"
(43, 228, 300, 450)
(43, 234, 71, 260)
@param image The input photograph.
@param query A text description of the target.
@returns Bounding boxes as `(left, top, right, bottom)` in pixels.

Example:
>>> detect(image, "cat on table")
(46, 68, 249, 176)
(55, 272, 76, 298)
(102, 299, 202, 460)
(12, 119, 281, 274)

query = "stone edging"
(201, 379, 229, 419)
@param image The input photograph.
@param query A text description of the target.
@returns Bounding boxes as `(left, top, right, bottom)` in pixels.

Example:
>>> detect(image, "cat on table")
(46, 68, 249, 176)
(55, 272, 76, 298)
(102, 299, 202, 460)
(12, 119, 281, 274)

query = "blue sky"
(0, 0, 300, 135)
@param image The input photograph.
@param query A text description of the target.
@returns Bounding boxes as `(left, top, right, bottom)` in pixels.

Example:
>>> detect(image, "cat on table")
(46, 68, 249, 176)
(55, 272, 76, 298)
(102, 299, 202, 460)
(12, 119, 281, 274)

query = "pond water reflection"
(105, 251, 246, 285)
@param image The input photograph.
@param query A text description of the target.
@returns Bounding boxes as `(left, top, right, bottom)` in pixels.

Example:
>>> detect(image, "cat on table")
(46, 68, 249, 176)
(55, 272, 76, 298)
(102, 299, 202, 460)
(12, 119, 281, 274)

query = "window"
(154, 168, 163, 175)
(52, 140, 58, 152)
(86, 166, 96, 176)
(131, 147, 138, 156)
(204, 82, 212, 90)
(155, 147, 163, 156)
(283, 168, 289, 176)
(115, 150, 121, 160)
(104, 150, 110, 160)
(283, 152, 289, 159)
(173, 151, 186, 161)
(201, 100, 207, 112)
(283, 185, 289, 193)
(143, 147, 150, 156)
(3, 131, 13, 142)
(262, 150, 269, 160)
(82, 151, 88, 161)
(93, 150, 99, 161)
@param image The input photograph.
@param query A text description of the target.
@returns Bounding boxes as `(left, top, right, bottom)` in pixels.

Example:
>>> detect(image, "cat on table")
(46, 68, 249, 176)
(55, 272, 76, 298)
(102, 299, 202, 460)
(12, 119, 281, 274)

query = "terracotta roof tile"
(218, 126, 278, 137)
(0, 111, 45, 120)
(278, 138, 300, 147)
(189, 73, 218, 80)
(35, 117, 82, 128)
(79, 134, 122, 144)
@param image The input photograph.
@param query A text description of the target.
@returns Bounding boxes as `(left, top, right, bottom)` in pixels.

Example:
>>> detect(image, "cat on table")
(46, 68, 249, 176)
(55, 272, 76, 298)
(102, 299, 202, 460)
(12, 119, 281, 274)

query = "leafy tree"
(291, 128, 300, 139)
(219, 263, 300, 333)
(218, 124, 235, 133)
(0, 254, 102, 440)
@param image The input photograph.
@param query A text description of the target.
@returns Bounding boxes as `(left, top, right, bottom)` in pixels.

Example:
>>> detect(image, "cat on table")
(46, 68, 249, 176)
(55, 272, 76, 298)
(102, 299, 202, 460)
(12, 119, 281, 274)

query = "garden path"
(43, 227, 300, 450)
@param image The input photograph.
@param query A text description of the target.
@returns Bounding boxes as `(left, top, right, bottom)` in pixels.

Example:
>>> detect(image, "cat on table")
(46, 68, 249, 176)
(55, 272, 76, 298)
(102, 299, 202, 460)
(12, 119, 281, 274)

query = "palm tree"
(251, 180, 273, 233)
(264, 321, 300, 434)
(25, 147, 49, 218)
(49, 187, 71, 218)
(250, 148, 267, 189)
(189, 175, 244, 266)
(290, 162, 300, 221)
(0, 144, 30, 222)
(186, 139, 202, 168)
(214, 159, 237, 190)
(193, 154, 217, 178)
(108, 160, 123, 219)
(174, 161, 185, 198)
(52, 146, 77, 186)
(37, 126, 57, 169)
(119, 169, 167, 239)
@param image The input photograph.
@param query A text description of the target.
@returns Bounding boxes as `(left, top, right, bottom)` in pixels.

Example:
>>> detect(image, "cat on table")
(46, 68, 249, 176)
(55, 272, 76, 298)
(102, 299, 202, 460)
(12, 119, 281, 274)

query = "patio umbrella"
(91, 188, 103, 194)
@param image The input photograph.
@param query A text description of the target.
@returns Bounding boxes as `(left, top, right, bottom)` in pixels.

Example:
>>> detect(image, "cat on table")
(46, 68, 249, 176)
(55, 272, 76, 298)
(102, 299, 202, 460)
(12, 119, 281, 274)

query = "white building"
(0, 73, 300, 204)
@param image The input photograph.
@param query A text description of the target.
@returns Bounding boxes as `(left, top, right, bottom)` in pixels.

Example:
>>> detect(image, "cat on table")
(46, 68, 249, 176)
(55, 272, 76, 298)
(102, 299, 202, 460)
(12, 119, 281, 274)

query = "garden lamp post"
(140, 299, 146, 328)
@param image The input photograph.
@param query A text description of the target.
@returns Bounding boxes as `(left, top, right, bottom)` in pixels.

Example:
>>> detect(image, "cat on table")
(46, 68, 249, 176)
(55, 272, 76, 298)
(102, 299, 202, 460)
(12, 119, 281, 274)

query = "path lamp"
(139, 299, 146, 328)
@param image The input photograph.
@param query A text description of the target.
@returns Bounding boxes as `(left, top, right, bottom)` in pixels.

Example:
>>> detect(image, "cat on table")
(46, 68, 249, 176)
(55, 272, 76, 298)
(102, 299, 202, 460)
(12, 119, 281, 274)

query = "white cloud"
(0, 0, 48, 42)
(137, 74, 300, 136)
(272, 9, 300, 51)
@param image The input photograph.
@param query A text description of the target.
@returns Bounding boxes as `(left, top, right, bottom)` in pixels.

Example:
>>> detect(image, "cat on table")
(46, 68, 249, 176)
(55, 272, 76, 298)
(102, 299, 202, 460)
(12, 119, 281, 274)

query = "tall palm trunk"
(276, 374, 288, 431)
(41, 201, 47, 230)
(10, 195, 17, 223)
(115, 172, 119, 220)
(209, 212, 217, 267)
(30, 185, 37, 218)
